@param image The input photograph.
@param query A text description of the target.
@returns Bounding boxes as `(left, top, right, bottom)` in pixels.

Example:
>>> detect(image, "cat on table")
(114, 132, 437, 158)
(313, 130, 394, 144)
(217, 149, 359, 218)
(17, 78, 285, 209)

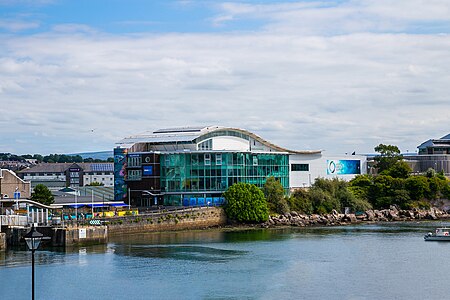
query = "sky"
(0, 0, 449, 156)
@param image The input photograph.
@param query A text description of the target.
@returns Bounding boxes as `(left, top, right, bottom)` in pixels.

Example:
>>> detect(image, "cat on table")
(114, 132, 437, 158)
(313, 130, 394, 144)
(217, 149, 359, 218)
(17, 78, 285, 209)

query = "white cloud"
(213, 0, 450, 34)
(0, 19, 39, 31)
(1, 1, 449, 155)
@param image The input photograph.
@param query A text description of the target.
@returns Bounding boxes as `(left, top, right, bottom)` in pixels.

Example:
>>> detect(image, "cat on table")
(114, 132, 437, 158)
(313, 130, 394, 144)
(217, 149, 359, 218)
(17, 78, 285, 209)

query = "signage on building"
(79, 228, 87, 239)
(327, 160, 361, 175)
(143, 165, 153, 176)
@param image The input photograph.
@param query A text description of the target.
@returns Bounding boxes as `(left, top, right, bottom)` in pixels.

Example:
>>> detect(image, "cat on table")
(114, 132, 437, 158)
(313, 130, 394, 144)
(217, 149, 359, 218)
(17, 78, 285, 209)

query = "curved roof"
(0, 199, 62, 209)
(117, 126, 321, 154)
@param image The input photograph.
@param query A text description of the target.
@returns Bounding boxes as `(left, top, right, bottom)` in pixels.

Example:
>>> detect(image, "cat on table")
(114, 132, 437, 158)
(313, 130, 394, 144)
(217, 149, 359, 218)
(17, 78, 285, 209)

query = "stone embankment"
(107, 206, 227, 236)
(263, 206, 450, 228)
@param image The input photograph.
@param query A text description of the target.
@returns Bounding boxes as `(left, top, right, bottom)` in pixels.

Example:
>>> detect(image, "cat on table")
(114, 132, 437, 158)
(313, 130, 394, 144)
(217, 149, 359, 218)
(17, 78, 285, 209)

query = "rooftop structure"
(117, 126, 321, 154)
(418, 133, 450, 155)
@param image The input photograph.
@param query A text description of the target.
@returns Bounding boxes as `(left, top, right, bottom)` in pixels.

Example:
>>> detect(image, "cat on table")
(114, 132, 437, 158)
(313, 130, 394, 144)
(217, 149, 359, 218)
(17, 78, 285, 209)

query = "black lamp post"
(24, 225, 44, 300)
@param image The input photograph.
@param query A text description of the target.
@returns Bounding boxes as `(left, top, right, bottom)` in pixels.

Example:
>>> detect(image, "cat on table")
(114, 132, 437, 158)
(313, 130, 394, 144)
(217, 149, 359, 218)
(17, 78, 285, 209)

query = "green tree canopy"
(374, 144, 403, 173)
(287, 189, 313, 215)
(223, 182, 268, 223)
(380, 160, 412, 179)
(87, 182, 104, 186)
(31, 184, 54, 205)
(263, 177, 289, 214)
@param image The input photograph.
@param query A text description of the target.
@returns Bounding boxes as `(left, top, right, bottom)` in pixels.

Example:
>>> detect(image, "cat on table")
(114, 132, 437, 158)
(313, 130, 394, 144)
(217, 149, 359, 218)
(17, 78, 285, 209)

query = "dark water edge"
(1, 221, 450, 300)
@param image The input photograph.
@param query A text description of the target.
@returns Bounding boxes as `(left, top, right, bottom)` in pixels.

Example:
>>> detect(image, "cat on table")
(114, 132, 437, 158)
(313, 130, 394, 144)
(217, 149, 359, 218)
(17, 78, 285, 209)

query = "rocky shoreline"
(262, 206, 450, 228)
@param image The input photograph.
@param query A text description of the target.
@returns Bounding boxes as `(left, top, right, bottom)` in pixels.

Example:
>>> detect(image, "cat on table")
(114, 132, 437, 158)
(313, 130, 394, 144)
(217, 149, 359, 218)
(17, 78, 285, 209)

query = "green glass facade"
(160, 152, 289, 206)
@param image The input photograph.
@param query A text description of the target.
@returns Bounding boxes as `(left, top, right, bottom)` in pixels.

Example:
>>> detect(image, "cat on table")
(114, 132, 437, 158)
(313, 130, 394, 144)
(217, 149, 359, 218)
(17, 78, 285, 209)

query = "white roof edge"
(116, 126, 322, 154)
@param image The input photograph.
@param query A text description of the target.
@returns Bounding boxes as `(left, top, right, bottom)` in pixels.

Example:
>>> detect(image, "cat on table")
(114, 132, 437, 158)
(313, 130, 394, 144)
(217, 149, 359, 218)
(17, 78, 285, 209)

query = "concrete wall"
(107, 207, 227, 236)
(212, 136, 248, 151)
(0, 233, 5, 251)
(0, 169, 31, 199)
(289, 153, 367, 188)
(64, 226, 108, 246)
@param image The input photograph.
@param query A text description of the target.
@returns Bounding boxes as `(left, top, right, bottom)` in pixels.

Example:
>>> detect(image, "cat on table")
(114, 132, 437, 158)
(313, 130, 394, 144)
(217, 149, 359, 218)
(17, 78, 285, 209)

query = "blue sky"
(1, 0, 450, 155)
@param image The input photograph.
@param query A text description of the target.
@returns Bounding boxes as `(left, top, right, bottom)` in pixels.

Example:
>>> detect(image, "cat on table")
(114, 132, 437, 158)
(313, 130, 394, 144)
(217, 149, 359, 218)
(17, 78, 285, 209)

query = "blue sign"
(327, 160, 361, 175)
(143, 165, 153, 176)
(14, 191, 20, 199)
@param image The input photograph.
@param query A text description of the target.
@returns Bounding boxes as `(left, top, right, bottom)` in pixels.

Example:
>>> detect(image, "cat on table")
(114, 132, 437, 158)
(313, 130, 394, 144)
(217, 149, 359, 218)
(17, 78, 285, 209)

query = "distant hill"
(69, 151, 113, 160)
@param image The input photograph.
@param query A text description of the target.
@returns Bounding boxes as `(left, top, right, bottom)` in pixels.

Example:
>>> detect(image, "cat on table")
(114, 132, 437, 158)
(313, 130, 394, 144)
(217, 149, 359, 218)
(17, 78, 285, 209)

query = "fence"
(0, 215, 28, 226)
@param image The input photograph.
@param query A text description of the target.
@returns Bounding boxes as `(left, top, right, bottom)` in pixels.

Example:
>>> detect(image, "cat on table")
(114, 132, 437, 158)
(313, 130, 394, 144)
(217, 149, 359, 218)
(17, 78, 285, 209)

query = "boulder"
(344, 214, 357, 223)
(365, 210, 375, 221)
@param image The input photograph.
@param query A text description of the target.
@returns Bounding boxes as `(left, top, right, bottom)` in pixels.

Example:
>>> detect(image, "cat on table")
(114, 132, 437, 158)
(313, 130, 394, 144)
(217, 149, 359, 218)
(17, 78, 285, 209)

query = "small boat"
(424, 228, 450, 241)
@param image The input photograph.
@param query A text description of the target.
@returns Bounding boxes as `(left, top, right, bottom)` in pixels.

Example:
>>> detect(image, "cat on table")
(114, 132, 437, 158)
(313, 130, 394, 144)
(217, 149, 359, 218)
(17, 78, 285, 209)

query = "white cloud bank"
(0, 0, 449, 155)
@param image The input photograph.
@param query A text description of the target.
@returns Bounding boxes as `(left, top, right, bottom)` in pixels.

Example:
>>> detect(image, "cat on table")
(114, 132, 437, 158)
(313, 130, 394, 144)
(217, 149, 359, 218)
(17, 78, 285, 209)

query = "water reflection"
(109, 227, 291, 246)
(113, 244, 246, 263)
(1, 221, 450, 300)
(0, 244, 109, 268)
(1, 221, 448, 269)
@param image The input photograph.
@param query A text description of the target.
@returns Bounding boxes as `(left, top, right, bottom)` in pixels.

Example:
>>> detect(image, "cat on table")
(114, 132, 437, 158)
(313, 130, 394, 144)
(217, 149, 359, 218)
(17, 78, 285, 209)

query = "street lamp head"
(24, 225, 44, 251)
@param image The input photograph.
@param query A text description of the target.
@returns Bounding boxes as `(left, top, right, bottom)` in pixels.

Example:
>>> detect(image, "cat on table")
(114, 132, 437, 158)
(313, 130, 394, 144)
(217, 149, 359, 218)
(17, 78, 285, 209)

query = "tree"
(31, 184, 54, 205)
(405, 176, 430, 201)
(380, 161, 411, 178)
(287, 189, 313, 214)
(349, 174, 372, 201)
(223, 183, 268, 223)
(374, 144, 403, 173)
(87, 182, 104, 186)
(308, 178, 341, 213)
(263, 177, 289, 214)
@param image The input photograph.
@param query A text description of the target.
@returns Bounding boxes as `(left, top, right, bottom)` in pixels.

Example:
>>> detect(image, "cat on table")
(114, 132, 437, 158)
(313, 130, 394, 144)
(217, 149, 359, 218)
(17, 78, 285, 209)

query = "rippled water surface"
(1, 222, 450, 300)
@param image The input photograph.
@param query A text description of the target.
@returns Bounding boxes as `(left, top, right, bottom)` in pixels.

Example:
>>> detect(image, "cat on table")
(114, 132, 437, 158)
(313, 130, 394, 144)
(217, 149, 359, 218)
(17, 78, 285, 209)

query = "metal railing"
(0, 215, 28, 226)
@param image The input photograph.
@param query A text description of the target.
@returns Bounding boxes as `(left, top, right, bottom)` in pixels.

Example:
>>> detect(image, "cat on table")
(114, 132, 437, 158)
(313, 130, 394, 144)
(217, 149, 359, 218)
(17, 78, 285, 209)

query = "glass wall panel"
(161, 152, 289, 205)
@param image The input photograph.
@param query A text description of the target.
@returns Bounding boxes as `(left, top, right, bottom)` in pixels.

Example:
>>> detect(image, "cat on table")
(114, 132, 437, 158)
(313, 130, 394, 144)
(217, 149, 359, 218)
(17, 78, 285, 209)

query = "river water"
(1, 222, 450, 300)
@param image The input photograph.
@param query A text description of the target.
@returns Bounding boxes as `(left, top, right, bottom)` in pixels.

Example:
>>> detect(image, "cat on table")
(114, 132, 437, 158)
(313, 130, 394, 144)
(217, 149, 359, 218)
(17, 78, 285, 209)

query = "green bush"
(31, 184, 55, 205)
(263, 177, 289, 214)
(405, 176, 430, 200)
(287, 189, 313, 214)
(406, 200, 431, 210)
(223, 182, 268, 223)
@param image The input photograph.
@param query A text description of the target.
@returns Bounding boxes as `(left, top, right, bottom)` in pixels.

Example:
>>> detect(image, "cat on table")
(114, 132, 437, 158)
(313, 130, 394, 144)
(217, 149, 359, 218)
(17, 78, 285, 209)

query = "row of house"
(18, 163, 114, 191)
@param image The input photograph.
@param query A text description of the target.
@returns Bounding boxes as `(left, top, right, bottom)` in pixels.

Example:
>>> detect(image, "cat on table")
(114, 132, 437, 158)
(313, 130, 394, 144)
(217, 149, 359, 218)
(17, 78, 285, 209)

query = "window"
(128, 156, 142, 167)
(191, 154, 199, 165)
(198, 139, 212, 150)
(216, 154, 222, 165)
(252, 156, 258, 166)
(291, 164, 309, 171)
(205, 153, 211, 165)
(127, 170, 142, 181)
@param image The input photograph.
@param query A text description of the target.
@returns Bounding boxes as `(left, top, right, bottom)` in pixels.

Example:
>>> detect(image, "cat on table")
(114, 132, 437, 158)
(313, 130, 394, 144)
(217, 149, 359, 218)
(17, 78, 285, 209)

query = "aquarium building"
(114, 126, 366, 207)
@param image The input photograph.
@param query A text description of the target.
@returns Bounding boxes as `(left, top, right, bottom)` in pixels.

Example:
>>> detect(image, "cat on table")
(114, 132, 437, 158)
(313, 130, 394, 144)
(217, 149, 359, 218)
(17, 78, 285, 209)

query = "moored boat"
(424, 228, 450, 241)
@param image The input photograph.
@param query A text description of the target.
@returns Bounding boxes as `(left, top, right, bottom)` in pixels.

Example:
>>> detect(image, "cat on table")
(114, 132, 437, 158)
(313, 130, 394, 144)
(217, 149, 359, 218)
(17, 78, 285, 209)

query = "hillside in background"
(69, 151, 113, 160)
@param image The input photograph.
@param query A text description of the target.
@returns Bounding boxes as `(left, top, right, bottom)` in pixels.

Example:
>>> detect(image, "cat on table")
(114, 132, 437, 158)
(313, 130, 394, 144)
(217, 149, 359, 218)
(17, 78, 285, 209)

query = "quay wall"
(107, 207, 227, 236)
(64, 226, 108, 246)
(0, 233, 5, 251)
